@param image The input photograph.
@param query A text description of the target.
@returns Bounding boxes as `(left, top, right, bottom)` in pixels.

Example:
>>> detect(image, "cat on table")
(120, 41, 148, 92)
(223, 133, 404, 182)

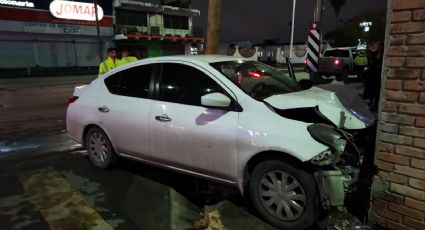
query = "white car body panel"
(67, 80, 100, 144)
(66, 55, 366, 194)
(96, 81, 152, 156)
(149, 101, 239, 180)
(264, 86, 367, 129)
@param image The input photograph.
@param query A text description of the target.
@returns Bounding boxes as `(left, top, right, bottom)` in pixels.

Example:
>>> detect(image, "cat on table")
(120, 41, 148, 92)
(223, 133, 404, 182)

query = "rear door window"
(104, 64, 153, 98)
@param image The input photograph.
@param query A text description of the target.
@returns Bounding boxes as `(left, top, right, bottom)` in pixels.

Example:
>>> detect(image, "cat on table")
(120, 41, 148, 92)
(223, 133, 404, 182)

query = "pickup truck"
(319, 47, 355, 81)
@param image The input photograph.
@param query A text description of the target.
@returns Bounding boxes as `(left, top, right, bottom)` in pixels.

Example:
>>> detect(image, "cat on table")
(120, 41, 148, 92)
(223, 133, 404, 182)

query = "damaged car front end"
(308, 123, 363, 209)
(265, 85, 376, 211)
(211, 59, 376, 228)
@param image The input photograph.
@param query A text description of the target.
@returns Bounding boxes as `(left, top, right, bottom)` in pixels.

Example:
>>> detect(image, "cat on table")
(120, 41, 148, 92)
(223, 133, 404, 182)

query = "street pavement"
(0, 74, 370, 230)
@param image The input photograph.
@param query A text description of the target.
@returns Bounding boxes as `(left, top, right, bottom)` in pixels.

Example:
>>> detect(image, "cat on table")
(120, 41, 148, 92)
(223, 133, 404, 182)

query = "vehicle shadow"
(115, 157, 328, 230)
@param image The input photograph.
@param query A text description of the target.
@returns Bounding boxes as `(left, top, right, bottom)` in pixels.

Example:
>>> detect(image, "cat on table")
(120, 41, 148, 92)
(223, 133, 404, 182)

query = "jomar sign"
(50, 0, 104, 21)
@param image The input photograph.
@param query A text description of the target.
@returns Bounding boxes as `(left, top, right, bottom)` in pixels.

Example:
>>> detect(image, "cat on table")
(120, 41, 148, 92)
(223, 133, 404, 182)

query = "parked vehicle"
(67, 55, 374, 230)
(318, 47, 355, 81)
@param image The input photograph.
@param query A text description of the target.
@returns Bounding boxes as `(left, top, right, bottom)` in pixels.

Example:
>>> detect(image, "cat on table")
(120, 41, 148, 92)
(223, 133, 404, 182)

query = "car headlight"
(308, 124, 348, 165)
(333, 138, 347, 153)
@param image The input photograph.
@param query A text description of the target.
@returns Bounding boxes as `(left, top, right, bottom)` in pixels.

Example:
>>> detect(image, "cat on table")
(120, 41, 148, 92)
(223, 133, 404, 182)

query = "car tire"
(249, 160, 318, 230)
(85, 127, 116, 169)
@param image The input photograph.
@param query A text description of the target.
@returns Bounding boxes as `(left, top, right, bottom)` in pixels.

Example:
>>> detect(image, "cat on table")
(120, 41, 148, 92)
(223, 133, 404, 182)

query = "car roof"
(135, 55, 247, 65)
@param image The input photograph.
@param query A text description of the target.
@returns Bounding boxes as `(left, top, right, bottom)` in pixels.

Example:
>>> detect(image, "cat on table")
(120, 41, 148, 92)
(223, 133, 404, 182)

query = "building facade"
(112, 0, 204, 59)
(0, 0, 114, 76)
(370, 0, 425, 229)
(0, 0, 203, 76)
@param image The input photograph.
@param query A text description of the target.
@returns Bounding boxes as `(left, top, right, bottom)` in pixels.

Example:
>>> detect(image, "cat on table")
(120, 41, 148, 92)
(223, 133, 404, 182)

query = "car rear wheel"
(85, 127, 116, 169)
(249, 160, 318, 230)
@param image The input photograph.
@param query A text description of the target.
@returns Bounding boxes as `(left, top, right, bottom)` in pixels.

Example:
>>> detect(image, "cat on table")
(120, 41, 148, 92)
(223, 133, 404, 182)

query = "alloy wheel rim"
(258, 170, 306, 221)
(89, 132, 108, 163)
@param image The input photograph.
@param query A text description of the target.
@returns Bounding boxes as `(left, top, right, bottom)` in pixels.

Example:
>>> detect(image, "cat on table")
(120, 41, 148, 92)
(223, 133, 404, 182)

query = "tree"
(324, 10, 386, 47)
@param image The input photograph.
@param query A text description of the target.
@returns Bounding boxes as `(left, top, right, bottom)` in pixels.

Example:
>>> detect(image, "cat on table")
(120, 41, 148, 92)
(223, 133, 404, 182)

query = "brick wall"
(370, 0, 425, 229)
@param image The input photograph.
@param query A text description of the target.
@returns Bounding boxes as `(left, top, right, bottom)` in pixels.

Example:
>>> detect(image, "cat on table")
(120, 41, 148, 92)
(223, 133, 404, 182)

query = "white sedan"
(67, 55, 374, 229)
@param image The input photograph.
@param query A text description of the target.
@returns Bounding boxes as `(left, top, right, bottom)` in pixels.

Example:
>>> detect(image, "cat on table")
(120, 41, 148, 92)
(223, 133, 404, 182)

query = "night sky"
(189, 0, 388, 44)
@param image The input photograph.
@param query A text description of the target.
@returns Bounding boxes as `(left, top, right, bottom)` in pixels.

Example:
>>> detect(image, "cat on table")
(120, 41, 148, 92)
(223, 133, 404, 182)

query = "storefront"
(0, 0, 113, 76)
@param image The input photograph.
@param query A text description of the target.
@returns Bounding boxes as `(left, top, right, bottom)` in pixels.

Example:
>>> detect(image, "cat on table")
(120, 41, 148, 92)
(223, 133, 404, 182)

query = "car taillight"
(334, 59, 340, 65)
(248, 71, 264, 78)
(304, 59, 307, 64)
(67, 96, 79, 106)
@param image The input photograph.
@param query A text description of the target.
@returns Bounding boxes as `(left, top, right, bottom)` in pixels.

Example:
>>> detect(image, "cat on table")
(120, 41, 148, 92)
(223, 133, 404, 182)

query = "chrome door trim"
(119, 153, 237, 185)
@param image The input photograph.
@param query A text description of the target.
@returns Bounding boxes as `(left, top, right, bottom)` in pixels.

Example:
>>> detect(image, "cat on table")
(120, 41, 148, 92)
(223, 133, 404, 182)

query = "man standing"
(118, 49, 138, 66)
(354, 51, 368, 78)
(99, 47, 119, 76)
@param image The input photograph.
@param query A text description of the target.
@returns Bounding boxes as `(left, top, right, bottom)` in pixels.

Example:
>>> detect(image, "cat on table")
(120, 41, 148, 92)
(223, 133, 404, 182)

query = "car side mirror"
(201, 93, 231, 108)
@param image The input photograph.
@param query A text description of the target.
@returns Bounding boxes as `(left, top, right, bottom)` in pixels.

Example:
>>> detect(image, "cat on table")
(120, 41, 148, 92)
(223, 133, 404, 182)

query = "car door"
(149, 62, 239, 180)
(98, 64, 155, 157)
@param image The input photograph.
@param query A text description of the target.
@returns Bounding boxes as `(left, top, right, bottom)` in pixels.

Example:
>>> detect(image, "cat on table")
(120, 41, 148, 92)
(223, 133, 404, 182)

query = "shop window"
(116, 10, 147, 27)
(163, 15, 189, 30)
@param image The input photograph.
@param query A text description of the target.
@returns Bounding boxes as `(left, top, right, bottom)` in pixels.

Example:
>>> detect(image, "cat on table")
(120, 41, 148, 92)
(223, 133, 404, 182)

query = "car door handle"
(98, 106, 110, 113)
(155, 115, 171, 122)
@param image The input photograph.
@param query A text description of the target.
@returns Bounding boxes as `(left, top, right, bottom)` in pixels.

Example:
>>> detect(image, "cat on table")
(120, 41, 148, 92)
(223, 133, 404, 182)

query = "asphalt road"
(0, 75, 96, 140)
(0, 74, 368, 230)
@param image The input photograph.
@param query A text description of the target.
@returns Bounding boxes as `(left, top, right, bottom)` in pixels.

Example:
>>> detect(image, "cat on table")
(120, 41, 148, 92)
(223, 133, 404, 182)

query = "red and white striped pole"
(307, 0, 324, 84)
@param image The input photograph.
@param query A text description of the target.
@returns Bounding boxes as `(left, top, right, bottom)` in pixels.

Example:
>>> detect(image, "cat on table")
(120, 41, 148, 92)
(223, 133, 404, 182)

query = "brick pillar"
(370, 0, 425, 229)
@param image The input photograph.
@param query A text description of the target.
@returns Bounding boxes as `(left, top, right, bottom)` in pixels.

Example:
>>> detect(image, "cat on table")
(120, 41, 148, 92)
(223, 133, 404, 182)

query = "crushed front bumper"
(315, 170, 353, 209)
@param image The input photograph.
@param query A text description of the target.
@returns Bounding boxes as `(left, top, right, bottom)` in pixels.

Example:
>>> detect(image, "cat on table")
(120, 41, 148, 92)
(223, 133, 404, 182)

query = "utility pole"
(206, 0, 221, 54)
(93, 0, 103, 62)
(289, 0, 297, 59)
(314, 0, 324, 30)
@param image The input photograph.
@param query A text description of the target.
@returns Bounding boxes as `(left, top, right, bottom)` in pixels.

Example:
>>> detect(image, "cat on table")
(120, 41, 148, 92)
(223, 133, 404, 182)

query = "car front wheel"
(85, 127, 116, 169)
(249, 160, 318, 230)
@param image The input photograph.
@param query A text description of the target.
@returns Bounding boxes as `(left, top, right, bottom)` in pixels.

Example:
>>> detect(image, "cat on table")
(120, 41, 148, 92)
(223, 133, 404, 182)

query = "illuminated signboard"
(0, 0, 34, 8)
(50, 0, 104, 21)
(360, 21, 372, 32)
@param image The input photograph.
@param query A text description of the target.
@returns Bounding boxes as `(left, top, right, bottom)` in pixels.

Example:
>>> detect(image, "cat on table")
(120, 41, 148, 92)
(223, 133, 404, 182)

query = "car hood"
(264, 85, 375, 129)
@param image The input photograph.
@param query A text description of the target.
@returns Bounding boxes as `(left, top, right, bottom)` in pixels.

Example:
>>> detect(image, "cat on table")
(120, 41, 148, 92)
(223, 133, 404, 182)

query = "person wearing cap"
(117, 49, 138, 66)
(98, 47, 119, 76)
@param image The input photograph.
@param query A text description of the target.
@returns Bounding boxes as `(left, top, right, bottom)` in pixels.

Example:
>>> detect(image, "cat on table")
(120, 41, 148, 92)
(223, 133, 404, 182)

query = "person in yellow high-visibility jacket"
(117, 49, 138, 66)
(98, 47, 119, 76)
(354, 51, 368, 78)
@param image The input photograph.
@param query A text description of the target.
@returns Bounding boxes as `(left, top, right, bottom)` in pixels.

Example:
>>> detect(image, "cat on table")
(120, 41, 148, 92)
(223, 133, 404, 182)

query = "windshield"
(211, 61, 302, 100)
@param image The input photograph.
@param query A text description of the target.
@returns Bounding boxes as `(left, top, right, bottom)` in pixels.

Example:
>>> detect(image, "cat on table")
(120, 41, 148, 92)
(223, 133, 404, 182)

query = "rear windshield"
(324, 49, 350, 57)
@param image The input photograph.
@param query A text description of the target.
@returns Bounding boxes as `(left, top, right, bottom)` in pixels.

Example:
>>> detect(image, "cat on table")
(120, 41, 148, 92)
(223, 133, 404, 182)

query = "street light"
(289, 0, 296, 59)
